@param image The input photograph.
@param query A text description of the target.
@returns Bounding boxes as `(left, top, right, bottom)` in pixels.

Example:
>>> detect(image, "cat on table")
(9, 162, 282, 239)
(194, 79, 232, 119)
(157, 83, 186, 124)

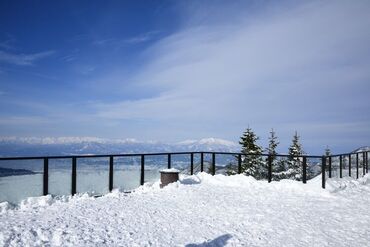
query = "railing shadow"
(185, 234, 232, 247)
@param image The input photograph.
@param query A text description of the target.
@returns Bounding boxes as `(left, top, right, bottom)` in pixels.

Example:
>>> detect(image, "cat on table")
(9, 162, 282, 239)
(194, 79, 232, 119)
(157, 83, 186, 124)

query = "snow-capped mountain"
(352, 146, 370, 153)
(0, 137, 239, 157)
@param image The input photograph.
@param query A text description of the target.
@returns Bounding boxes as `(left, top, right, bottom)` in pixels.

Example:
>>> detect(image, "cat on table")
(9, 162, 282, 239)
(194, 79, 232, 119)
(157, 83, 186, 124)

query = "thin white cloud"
(89, 0, 370, 149)
(0, 35, 16, 50)
(60, 54, 77, 62)
(0, 50, 55, 66)
(92, 31, 161, 47)
(124, 31, 161, 44)
(0, 40, 14, 50)
(92, 38, 116, 46)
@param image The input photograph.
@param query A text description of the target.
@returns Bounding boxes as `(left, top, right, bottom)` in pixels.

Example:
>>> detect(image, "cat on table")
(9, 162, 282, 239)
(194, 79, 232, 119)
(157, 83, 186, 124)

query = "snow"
(1, 173, 370, 246)
(160, 168, 180, 173)
(176, 138, 238, 147)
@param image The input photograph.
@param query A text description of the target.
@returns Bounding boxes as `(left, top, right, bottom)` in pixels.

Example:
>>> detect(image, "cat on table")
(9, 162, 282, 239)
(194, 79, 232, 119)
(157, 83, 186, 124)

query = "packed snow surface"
(1, 173, 370, 246)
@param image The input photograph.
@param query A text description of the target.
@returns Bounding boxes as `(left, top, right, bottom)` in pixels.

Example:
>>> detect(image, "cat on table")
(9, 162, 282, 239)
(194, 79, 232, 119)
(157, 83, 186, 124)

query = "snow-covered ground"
(1, 173, 370, 246)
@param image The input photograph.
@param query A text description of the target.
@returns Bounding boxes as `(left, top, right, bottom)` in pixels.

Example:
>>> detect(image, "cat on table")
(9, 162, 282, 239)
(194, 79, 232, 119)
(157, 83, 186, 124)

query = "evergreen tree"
(266, 129, 284, 181)
(325, 146, 331, 156)
(266, 128, 279, 158)
(236, 127, 265, 179)
(274, 159, 288, 180)
(225, 162, 237, 176)
(286, 131, 304, 180)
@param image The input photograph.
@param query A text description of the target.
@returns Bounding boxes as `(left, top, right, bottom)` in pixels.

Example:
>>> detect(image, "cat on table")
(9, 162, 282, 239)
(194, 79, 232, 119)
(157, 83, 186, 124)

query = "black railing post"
(238, 154, 242, 174)
(200, 152, 204, 172)
(339, 155, 343, 178)
(349, 154, 351, 177)
(366, 152, 369, 174)
(268, 155, 272, 183)
(140, 155, 145, 185)
(328, 156, 332, 178)
(356, 153, 359, 179)
(190, 153, 194, 175)
(71, 157, 77, 195)
(322, 156, 326, 189)
(212, 153, 216, 175)
(168, 154, 171, 169)
(109, 156, 114, 192)
(363, 152, 366, 176)
(302, 156, 307, 184)
(43, 158, 49, 196)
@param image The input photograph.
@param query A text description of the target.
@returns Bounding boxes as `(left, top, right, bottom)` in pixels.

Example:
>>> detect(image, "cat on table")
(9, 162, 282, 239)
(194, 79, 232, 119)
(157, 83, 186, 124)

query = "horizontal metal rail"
(0, 151, 329, 161)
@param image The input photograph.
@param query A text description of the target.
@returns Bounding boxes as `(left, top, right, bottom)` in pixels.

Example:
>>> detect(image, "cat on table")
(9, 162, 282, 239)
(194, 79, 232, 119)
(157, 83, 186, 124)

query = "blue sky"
(0, 0, 369, 154)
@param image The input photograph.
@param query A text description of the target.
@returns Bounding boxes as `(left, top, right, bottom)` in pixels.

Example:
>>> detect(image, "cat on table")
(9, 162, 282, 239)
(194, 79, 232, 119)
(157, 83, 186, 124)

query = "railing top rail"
(0, 150, 364, 161)
(0, 151, 200, 161)
(329, 151, 368, 157)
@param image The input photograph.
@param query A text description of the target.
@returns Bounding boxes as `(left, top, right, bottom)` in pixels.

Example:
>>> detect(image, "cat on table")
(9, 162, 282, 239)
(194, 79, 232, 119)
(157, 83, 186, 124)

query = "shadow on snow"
(185, 234, 232, 247)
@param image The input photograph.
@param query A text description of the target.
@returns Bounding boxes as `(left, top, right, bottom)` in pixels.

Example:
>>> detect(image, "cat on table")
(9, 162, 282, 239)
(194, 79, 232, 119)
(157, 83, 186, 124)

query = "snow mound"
(326, 174, 370, 193)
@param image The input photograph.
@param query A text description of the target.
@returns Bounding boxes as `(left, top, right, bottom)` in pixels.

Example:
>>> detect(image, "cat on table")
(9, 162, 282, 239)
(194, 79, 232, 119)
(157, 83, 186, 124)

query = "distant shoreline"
(0, 167, 36, 177)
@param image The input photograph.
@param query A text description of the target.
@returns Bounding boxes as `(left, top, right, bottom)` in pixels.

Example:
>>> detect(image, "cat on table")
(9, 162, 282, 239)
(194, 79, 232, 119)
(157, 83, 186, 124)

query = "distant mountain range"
(352, 146, 370, 153)
(0, 137, 240, 157)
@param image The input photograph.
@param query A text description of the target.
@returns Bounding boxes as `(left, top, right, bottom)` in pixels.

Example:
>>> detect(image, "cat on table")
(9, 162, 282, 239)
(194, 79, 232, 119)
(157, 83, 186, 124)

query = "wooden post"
(140, 155, 145, 185)
(71, 157, 77, 195)
(328, 156, 332, 178)
(302, 156, 307, 184)
(43, 158, 49, 196)
(109, 156, 114, 192)
(322, 156, 326, 189)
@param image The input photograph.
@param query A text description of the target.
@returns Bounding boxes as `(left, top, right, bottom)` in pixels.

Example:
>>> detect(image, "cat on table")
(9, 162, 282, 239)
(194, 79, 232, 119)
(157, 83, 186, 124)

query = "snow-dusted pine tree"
(325, 146, 331, 156)
(286, 131, 304, 180)
(238, 127, 265, 179)
(266, 128, 279, 158)
(266, 129, 284, 181)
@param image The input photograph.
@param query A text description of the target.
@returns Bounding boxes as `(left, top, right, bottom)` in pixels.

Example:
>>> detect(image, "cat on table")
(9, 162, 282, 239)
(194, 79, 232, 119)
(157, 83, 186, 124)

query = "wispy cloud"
(60, 49, 80, 63)
(92, 31, 161, 47)
(1, 1, 369, 153)
(0, 35, 16, 50)
(88, 0, 370, 150)
(0, 40, 14, 50)
(0, 50, 55, 66)
(60, 54, 77, 62)
(92, 38, 116, 46)
(123, 31, 161, 44)
(0, 67, 58, 80)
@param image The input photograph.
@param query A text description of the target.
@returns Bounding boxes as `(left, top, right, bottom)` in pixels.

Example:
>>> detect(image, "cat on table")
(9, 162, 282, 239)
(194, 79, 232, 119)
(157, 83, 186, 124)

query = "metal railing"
(0, 150, 368, 199)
